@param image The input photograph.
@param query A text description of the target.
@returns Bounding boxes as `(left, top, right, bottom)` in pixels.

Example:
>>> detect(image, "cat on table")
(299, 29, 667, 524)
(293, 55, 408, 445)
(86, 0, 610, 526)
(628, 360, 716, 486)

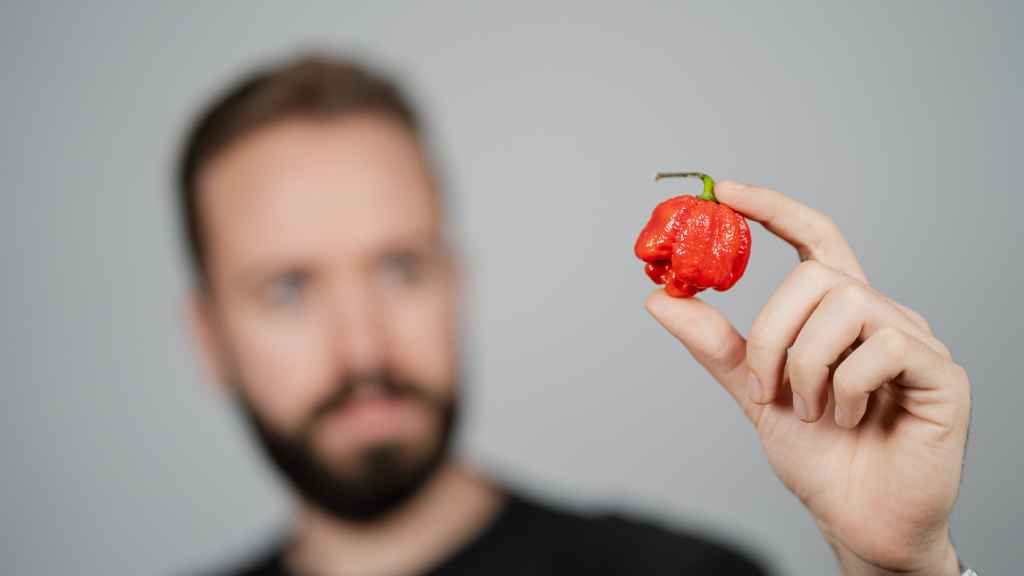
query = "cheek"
(225, 308, 334, 433)
(387, 288, 458, 394)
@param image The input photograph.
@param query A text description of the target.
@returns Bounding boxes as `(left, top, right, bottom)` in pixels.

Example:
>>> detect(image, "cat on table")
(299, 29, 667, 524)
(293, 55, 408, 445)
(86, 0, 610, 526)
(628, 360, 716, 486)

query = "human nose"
(329, 278, 388, 374)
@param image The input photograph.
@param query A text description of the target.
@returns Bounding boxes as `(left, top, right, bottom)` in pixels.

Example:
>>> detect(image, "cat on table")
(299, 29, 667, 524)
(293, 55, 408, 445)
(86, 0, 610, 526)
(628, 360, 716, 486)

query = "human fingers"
(645, 289, 762, 424)
(714, 180, 867, 282)
(784, 282, 945, 422)
(747, 261, 947, 405)
(831, 327, 970, 430)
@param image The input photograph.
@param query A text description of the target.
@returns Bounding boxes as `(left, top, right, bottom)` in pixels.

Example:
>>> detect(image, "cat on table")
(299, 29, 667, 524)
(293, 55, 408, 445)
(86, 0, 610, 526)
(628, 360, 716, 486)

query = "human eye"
(263, 269, 309, 307)
(377, 250, 426, 288)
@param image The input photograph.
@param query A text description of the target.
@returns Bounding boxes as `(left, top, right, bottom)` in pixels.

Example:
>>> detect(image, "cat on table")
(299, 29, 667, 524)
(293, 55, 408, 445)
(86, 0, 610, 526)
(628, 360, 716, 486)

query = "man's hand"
(645, 181, 970, 576)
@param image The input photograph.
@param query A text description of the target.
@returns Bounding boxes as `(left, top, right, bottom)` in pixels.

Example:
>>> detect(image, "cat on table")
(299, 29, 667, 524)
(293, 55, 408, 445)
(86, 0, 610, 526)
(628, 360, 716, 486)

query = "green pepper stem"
(654, 171, 717, 202)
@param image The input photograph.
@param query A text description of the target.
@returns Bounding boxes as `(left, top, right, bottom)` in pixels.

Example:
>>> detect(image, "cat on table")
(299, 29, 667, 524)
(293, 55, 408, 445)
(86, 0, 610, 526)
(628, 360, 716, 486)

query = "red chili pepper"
(634, 172, 751, 298)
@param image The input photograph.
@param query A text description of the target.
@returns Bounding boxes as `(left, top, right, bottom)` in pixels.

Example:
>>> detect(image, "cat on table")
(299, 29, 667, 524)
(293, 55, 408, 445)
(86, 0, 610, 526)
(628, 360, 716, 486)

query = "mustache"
(304, 371, 450, 433)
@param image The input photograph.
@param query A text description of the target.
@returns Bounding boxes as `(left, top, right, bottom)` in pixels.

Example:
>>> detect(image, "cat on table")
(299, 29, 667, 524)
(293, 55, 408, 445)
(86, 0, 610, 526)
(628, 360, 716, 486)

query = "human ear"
(185, 291, 234, 393)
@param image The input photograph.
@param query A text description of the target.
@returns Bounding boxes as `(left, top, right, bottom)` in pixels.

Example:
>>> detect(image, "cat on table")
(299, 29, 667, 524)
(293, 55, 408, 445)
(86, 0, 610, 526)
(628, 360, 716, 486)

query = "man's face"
(192, 114, 459, 519)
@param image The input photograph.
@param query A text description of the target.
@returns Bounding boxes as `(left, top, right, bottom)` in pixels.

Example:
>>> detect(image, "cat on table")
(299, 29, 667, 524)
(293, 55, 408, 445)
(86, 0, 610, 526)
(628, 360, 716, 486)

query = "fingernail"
(793, 393, 808, 421)
(834, 404, 845, 427)
(747, 372, 763, 403)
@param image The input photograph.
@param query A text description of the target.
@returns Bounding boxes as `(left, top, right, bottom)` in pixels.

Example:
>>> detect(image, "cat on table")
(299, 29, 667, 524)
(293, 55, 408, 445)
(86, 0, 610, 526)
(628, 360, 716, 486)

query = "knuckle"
(833, 282, 870, 310)
(874, 326, 908, 361)
(901, 305, 933, 333)
(786, 347, 822, 388)
(943, 361, 973, 430)
(808, 213, 841, 243)
(951, 362, 970, 384)
(799, 214, 850, 264)
(951, 362, 971, 394)
(794, 259, 830, 284)
(818, 213, 841, 236)
(928, 337, 953, 360)
(703, 332, 746, 372)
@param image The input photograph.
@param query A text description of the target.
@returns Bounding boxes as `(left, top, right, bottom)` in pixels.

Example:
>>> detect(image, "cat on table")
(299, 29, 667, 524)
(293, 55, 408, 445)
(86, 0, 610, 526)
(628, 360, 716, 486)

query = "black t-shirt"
(201, 490, 771, 575)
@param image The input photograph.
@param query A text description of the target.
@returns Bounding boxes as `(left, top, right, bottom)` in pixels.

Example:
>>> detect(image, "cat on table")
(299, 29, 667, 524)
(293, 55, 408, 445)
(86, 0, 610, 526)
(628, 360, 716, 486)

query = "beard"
(235, 369, 459, 523)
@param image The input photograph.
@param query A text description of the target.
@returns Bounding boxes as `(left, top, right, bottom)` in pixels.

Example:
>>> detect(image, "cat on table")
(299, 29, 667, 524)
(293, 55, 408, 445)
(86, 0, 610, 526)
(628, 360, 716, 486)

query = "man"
(179, 54, 974, 575)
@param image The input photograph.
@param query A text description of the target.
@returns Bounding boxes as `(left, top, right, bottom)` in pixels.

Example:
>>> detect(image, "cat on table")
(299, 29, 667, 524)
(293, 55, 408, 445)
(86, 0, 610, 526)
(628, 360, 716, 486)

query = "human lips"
(316, 387, 421, 447)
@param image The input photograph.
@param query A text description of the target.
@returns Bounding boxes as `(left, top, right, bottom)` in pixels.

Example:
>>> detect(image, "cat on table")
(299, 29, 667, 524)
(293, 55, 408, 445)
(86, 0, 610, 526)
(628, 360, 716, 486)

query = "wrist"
(826, 526, 960, 576)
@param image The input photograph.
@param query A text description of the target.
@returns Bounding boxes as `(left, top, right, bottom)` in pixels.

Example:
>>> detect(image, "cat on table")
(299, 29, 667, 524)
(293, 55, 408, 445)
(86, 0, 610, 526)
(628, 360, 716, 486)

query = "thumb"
(644, 289, 761, 423)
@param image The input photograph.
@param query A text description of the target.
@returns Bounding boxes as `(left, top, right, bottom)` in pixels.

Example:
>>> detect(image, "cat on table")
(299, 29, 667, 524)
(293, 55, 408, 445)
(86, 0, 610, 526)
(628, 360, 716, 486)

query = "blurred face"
(192, 114, 460, 520)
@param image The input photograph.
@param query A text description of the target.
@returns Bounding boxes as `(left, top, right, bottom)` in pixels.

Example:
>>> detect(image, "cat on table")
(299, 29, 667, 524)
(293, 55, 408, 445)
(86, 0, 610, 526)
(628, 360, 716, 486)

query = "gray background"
(2, 1, 1021, 574)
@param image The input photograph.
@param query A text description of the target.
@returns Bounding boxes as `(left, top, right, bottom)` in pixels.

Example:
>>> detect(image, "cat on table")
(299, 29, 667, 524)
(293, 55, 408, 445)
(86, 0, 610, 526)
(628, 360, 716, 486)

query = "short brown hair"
(177, 53, 422, 288)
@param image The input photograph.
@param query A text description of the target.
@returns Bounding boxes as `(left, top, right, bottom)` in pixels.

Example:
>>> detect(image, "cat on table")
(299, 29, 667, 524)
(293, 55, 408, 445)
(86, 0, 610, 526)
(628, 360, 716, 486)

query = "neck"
(285, 460, 503, 576)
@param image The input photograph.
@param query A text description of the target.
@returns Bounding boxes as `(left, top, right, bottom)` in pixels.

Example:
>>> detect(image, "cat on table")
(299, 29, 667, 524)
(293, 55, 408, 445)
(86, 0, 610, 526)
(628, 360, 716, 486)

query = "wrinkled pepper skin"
(635, 184, 751, 298)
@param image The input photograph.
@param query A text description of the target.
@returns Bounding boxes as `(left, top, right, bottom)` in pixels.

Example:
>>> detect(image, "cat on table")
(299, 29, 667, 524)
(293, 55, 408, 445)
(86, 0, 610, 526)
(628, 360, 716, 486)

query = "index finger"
(714, 180, 867, 282)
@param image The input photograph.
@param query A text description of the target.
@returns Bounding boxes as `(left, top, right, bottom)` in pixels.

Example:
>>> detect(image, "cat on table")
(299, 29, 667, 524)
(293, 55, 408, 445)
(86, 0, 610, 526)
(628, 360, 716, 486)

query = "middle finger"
(746, 260, 942, 405)
(785, 283, 927, 422)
